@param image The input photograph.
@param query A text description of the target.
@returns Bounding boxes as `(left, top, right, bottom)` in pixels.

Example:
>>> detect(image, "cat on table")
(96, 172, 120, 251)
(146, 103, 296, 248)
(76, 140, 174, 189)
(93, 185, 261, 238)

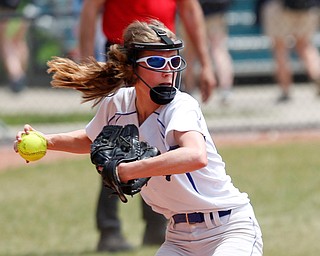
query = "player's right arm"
(46, 129, 92, 154)
(79, 0, 106, 60)
(14, 124, 92, 154)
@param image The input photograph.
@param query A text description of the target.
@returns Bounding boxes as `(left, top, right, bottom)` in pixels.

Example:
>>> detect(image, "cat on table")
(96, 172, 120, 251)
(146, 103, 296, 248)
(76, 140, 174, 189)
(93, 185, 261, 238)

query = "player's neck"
(135, 97, 159, 126)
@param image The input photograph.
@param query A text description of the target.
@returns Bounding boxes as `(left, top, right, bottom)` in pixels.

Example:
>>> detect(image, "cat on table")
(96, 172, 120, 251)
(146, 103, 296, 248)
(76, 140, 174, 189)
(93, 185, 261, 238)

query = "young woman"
(14, 19, 263, 255)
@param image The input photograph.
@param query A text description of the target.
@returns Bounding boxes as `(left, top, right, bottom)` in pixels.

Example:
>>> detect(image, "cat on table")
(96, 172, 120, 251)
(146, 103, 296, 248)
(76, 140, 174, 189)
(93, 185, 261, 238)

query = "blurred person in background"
(180, 0, 234, 105)
(67, 0, 105, 62)
(0, 0, 29, 93)
(257, 0, 320, 102)
(79, 0, 216, 252)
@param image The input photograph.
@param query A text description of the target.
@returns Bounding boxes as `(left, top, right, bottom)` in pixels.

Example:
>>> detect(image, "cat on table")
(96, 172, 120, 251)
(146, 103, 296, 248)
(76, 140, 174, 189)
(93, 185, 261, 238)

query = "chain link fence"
(1, 0, 320, 142)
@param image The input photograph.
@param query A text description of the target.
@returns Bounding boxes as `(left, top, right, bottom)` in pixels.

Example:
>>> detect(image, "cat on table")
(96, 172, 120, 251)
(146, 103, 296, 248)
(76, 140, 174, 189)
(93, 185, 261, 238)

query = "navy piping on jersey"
(168, 144, 199, 193)
(156, 118, 165, 138)
(108, 111, 137, 123)
(169, 145, 179, 150)
(186, 172, 199, 193)
(156, 116, 165, 130)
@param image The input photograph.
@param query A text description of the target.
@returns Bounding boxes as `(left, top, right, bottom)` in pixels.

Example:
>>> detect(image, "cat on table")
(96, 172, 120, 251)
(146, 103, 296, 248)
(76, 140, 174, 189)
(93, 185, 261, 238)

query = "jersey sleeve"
(85, 97, 110, 141)
(85, 88, 136, 141)
(164, 94, 205, 146)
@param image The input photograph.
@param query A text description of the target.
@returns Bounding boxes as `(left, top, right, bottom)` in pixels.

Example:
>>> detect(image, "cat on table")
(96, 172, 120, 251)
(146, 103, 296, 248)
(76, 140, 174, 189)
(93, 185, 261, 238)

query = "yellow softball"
(17, 131, 47, 162)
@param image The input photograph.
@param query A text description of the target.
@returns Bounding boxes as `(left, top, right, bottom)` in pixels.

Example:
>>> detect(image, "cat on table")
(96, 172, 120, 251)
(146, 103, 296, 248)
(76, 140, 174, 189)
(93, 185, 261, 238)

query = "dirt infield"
(1, 129, 319, 172)
(0, 147, 87, 172)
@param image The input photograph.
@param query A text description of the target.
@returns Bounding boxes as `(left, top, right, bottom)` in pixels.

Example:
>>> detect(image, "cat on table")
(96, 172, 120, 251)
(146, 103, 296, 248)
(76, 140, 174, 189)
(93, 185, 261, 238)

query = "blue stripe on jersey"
(168, 145, 199, 193)
(169, 145, 179, 150)
(108, 111, 137, 123)
(155, 111, 199, 193)
(156, 116, 165, 139)
(156, 117, 165, 129)
(186, 172, 199, 193)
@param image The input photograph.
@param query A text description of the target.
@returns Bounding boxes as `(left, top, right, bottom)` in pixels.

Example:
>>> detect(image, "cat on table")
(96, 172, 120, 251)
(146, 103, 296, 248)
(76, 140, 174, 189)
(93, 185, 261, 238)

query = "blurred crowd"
(0, 0, 29, 93)
(0, 0, 103, 93)
(257, 0, 320, 102)
(1, 0, 320, 102)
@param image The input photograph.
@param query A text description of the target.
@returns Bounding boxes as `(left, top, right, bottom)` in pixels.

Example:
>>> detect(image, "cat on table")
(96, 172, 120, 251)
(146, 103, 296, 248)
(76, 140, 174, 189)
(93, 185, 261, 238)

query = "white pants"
(156, 204, 263, 256)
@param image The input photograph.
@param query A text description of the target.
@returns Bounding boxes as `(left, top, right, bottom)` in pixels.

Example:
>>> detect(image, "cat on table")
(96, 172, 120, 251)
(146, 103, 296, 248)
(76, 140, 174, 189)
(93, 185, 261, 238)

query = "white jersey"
(86, 87, 249, 219)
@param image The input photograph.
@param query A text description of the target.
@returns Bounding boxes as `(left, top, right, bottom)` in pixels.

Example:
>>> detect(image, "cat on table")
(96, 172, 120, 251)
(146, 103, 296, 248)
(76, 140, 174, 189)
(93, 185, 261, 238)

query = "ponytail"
(47, 44, 136, 107)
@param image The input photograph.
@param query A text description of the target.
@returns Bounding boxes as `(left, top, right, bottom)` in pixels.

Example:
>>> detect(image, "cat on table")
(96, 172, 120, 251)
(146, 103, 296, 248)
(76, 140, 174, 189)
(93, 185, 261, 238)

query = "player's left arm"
(118, 130, 208, 183)
(177, 0, 217, 102)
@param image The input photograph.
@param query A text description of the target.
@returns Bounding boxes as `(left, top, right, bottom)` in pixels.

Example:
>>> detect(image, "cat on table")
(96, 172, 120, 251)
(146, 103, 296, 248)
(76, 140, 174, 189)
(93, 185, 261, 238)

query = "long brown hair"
(47, 19, 177, 107)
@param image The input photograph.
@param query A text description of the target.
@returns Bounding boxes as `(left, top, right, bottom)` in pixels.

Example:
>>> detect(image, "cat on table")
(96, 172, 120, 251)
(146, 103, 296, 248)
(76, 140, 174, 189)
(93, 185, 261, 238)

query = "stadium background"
(1, 0, 320, 144)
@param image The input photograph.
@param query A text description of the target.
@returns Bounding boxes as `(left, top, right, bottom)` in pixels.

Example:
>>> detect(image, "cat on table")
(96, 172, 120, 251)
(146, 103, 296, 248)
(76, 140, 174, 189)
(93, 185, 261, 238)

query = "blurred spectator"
(79, 0, 216, 102)
(65, 0, 105, 62)
(79, 0, 215, 252)
(0, 0, 29, 93)
(180, 0, 234, 105)
(258, 0, 320, 102)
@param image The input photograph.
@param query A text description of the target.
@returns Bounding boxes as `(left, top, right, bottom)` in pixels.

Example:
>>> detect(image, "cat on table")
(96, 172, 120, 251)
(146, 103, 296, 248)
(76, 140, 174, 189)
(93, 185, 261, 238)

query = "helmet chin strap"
(134, 68, 178, 105)
(150, 86, 177, 105)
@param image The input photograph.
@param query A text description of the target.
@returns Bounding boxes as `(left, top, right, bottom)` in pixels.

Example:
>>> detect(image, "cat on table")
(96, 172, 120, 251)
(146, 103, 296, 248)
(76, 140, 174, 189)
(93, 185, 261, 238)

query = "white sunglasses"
(136, 55, 182, 70)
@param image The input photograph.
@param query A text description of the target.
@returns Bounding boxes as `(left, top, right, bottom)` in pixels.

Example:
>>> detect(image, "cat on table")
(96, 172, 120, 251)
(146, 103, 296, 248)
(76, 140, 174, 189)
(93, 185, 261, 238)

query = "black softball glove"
(90, 124, 160, 203)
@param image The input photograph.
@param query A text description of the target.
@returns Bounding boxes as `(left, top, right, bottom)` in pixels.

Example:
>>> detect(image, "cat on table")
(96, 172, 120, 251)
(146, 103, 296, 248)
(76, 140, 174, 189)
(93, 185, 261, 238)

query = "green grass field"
(1, 141, 319, 256)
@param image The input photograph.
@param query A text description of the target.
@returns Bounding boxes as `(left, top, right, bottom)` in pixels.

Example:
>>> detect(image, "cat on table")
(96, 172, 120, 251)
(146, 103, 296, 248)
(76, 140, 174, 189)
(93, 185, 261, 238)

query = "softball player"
(15, 19, 263, 255)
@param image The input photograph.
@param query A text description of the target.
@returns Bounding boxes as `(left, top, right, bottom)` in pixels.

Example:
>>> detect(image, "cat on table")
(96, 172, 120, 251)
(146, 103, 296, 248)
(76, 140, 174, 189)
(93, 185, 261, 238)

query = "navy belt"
(172, 210, 231, 224)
